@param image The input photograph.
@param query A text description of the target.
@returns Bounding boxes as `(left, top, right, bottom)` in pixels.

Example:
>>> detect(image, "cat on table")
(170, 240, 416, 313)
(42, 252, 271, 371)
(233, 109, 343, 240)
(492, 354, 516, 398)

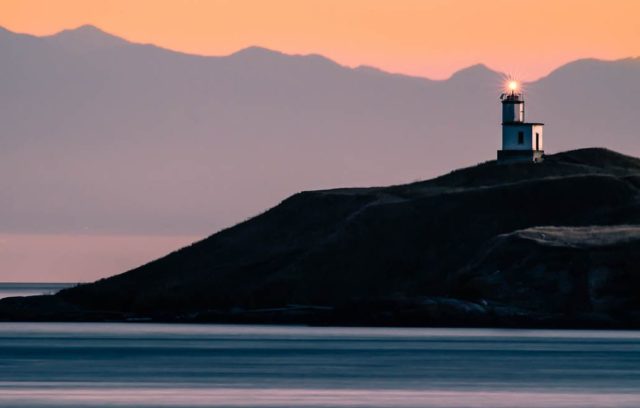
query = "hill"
(2, 148, 640, 328)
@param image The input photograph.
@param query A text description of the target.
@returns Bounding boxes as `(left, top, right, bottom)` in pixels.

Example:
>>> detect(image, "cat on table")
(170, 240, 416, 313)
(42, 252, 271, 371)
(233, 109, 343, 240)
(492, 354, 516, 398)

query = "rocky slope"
(2, 148, 640, 327)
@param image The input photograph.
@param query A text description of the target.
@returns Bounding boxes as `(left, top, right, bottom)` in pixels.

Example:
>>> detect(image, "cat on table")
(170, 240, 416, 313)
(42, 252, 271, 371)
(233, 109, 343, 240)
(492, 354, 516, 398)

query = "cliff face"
(454, 226, 640, 317)
(2, 148, 640, 327)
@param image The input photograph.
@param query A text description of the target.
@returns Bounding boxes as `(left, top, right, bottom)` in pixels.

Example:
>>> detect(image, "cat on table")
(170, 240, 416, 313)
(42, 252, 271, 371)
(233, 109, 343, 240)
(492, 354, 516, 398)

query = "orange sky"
(1, 0, 638, 80)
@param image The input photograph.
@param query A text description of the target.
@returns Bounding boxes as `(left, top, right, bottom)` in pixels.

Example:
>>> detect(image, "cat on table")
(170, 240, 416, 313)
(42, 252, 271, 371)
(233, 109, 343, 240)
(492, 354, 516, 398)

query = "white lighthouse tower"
(498, 81, 544, 163)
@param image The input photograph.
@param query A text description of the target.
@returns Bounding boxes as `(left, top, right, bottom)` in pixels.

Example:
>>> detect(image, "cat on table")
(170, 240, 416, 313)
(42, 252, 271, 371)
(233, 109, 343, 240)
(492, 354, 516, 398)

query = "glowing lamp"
(508, 81, 518, 92)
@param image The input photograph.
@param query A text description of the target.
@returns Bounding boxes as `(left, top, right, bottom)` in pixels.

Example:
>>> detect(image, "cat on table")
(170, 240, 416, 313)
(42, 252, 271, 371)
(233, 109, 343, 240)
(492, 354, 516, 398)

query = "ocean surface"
(0, 324, 638, 407)
(0, 283, 74, 299)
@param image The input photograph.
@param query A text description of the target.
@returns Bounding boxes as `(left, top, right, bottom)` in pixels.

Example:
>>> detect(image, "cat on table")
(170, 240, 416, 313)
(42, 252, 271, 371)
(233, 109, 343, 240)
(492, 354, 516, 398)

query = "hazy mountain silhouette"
(1, 25, 639, 236)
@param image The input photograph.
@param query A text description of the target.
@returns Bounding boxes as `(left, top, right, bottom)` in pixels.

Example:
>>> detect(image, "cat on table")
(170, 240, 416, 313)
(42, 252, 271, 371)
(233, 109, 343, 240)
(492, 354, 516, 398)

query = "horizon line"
(2, 23, 638, 83)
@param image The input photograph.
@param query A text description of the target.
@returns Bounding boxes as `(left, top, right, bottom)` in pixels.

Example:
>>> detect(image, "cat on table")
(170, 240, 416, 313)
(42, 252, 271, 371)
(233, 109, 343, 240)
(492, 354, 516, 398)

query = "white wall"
(533, 125, 544, 151)
(502, 124, 544, 151)
(502, 124, 532, 150)
(502, 101, 524, 123)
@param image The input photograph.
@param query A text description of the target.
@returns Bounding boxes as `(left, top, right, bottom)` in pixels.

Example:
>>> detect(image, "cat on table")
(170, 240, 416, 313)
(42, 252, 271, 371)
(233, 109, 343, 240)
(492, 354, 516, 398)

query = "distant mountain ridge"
(0, 25, 639, 238)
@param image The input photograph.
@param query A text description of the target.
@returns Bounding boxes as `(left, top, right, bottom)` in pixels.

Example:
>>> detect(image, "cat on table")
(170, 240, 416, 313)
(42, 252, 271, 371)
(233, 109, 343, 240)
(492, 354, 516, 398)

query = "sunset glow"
(1, 0, 639, 283)
(1, 0, 639, 80)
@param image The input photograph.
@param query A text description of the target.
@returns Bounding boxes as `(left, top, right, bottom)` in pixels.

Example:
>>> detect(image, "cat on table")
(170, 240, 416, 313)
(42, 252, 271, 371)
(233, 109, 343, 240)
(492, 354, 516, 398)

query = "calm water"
(0, 283, 74, 299)
(0, 323, 638, 407)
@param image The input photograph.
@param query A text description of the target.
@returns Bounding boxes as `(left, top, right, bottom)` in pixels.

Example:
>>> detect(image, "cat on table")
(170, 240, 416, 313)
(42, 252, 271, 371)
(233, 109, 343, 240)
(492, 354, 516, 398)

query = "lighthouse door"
(535, 133, 540, 151)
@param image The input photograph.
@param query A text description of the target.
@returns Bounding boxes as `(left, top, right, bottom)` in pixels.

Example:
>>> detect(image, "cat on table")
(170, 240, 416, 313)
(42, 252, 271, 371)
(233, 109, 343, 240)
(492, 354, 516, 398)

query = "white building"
(498, 84, 544, 163)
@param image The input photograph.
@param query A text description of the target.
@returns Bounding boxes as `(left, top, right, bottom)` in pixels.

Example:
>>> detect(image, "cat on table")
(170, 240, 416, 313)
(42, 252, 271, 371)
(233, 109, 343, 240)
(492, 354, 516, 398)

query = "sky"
(0, 0, 639, 283)
(1, 0, 639, 80)
(0, 234, 198, 283)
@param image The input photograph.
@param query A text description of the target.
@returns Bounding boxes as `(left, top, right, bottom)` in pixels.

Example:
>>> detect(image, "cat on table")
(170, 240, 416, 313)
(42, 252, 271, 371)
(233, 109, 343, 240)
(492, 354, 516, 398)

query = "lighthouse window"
(518, 131, 524, 144)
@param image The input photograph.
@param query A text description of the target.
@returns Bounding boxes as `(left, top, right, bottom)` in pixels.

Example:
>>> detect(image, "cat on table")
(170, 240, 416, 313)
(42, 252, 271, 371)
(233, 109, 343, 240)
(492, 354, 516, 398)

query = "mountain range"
(1, 25, 639, 237)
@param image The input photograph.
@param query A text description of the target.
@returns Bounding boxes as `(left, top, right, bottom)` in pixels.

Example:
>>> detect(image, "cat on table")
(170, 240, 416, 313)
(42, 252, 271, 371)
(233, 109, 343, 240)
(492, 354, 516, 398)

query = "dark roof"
(502, 122, 545, 126)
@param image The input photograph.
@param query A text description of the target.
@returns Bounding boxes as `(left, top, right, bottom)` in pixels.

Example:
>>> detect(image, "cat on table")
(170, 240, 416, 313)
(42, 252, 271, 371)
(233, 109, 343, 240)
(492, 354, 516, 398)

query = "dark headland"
(2, 148, 640, 328)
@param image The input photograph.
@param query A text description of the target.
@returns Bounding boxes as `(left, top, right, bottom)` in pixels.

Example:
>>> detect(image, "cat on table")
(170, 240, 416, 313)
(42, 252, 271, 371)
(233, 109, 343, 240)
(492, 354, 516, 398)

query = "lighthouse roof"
(501, 93, 523, 102)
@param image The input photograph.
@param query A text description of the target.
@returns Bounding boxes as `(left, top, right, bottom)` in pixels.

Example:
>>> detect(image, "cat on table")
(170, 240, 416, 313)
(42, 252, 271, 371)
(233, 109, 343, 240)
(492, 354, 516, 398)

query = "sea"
(0, 322, 638, 408)
(0, 283, 75, 300)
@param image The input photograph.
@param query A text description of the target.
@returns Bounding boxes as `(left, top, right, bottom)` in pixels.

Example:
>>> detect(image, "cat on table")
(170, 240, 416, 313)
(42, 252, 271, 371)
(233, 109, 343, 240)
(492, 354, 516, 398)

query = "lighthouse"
(497, 81, 544, 163)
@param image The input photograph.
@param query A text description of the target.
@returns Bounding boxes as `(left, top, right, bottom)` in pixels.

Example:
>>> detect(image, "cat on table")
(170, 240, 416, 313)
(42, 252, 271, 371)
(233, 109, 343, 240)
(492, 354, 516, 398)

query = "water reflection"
(0, 324, 638, 407)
